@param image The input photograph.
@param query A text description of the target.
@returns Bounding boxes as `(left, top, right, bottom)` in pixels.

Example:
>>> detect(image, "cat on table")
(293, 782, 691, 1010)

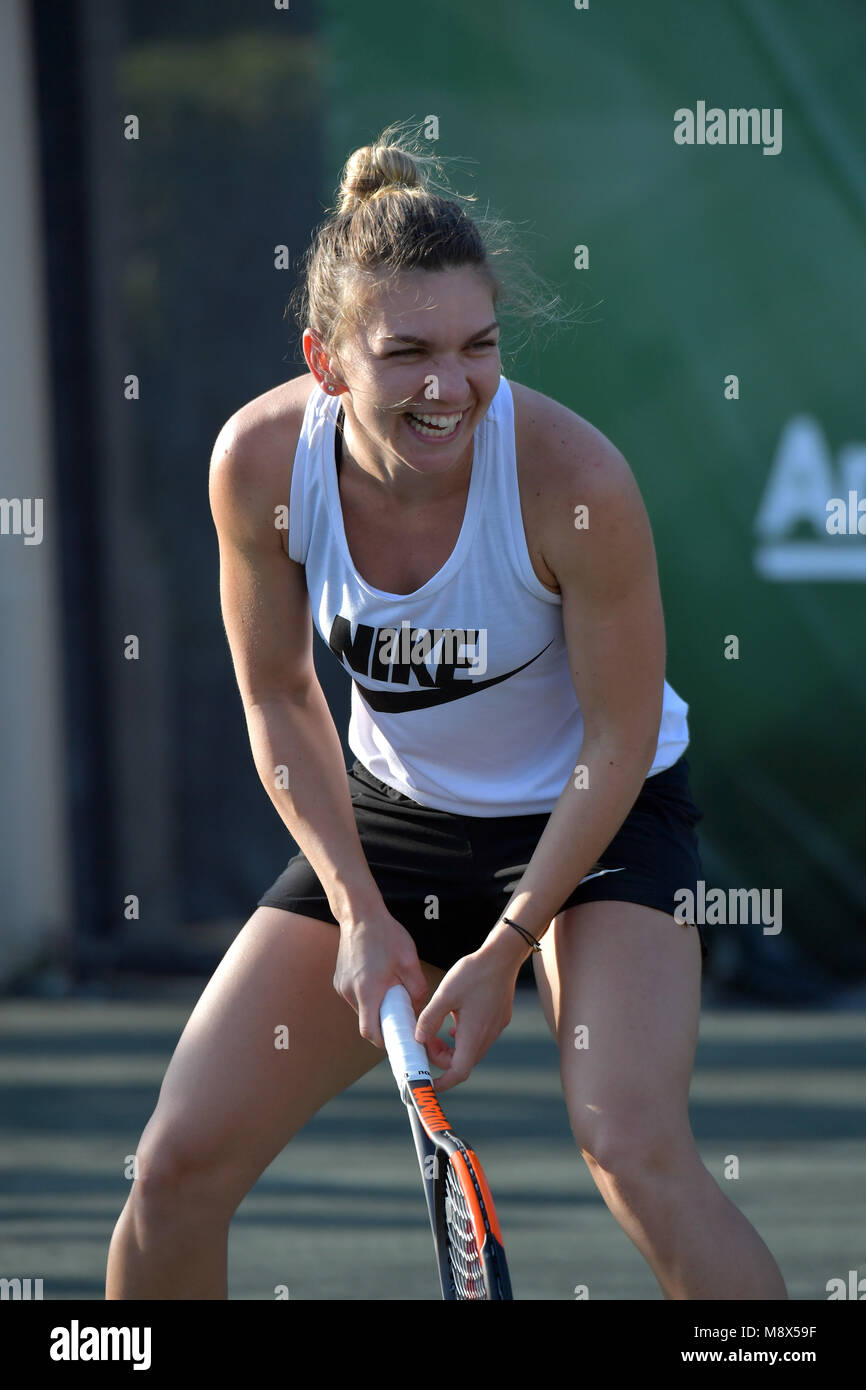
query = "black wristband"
(503, 916, 543, 953)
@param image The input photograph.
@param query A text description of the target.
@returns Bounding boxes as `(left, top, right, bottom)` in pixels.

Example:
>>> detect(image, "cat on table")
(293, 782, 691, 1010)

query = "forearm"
(244, 685, 384, 926)
(480, 735, 657, 969)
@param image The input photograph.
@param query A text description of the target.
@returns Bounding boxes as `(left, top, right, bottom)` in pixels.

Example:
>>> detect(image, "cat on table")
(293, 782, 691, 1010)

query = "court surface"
(1, 979, 865, 1300)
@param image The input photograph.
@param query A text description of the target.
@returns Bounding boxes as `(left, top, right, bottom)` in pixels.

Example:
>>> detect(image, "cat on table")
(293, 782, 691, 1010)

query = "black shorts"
(256, 754, 707, 972)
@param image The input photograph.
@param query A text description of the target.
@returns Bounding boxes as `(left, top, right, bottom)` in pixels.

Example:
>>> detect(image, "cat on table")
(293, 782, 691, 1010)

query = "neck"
(335, 400, 474, 509)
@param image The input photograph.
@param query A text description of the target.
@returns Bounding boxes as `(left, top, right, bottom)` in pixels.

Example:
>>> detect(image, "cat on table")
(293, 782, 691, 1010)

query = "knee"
(575, 1112, 694, 1191)
(131, 1121, 243, 1213)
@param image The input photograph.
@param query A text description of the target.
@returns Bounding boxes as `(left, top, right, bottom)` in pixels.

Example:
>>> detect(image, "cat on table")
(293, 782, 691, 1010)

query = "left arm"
(416, 405, 666, 1087)
(480, 410, 666, 965)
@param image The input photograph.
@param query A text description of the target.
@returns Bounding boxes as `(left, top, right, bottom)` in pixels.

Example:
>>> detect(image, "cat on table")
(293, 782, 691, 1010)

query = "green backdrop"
(317, 0, 866, 974)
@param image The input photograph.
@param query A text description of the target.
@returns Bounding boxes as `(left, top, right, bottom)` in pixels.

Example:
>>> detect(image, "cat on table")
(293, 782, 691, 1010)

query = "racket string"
(444, 1161, 486, 1299)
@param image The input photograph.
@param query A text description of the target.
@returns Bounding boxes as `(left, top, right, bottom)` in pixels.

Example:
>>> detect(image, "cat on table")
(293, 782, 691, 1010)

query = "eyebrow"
(379, 321, 500, 347)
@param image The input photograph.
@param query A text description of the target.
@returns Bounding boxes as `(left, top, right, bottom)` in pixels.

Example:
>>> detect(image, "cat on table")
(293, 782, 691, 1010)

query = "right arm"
(208, 407, 430, 1041)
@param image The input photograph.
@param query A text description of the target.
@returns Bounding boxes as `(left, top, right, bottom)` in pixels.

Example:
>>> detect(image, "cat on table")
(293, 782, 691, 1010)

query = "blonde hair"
(288, 120, 572, 366)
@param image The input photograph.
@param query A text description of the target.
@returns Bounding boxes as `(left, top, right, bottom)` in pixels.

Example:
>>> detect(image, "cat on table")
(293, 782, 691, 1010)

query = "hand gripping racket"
(380, 984, 513, 1300)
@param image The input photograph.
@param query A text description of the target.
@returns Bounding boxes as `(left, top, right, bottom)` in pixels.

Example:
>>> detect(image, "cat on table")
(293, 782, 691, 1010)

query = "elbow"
(581, 728, 658, 776)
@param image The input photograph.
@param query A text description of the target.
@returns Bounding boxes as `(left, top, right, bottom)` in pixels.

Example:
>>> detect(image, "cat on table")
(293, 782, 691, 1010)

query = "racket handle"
(380, 984, 432, 1089)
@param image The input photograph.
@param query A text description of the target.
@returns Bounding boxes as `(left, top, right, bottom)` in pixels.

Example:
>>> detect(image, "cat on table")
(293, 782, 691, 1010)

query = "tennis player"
(106, 134, 787, 1300)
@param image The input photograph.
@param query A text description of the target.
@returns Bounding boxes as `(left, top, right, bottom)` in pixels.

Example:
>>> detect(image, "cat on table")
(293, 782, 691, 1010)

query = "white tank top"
(287, 375, 690, 815)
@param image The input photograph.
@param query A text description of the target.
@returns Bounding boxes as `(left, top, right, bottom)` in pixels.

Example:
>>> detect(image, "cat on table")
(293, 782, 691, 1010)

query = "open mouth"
(404, 409, 465, 441)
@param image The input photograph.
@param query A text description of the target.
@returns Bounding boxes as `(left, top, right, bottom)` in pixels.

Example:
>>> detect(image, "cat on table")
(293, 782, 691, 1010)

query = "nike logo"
(579, 865, 627, 884)
(350, 640, 555, 713)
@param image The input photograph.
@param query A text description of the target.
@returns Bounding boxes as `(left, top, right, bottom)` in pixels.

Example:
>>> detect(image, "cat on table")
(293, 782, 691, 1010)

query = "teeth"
(406, 410, 464, 436)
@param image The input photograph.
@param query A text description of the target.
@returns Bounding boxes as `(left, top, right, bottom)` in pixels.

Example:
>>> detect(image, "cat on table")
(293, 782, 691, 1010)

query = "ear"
(302, 330, 347, 395)
(302, 329, 331, 386)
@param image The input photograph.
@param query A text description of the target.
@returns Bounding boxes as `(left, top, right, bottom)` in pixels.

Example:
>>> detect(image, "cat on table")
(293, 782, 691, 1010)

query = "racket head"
(440, 1145, 512, 1300)
(406, 1079, 512, 1300)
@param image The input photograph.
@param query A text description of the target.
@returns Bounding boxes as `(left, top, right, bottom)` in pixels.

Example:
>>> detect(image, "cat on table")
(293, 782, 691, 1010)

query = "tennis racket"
(380, 983, 513, 1300)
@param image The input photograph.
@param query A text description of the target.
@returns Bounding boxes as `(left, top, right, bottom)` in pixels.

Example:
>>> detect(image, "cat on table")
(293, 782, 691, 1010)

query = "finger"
(334, 978, 359, 1014)
(432, 1058, 471, 1093)
(431, 1028, 478, 1094)
(358, 996, 384, 1049)
(424, 1034, 454, 1068)
(401, 965, 432, 1020)
(414, 993, 451, 1045)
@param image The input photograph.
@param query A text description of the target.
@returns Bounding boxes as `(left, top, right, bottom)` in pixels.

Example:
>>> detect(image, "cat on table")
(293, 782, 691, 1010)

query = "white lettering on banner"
(753, 416, 866, 580)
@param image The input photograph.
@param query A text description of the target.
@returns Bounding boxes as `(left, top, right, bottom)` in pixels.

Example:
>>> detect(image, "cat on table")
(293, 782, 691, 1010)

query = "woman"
(105, 135, 787, 1300)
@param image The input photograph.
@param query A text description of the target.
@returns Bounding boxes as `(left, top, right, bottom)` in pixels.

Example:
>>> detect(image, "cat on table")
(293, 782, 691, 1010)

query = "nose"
(419, 364, 473, 409)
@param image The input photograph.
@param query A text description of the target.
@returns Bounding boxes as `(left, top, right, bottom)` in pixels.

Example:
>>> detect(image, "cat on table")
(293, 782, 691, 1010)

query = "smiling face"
(303, 265, 502, 493)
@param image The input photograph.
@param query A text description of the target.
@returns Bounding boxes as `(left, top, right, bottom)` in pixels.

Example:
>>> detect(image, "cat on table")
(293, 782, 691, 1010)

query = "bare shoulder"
(509, 379, 647, 591)
(510, 379, 629, 484)
(208, 372, 318, 544)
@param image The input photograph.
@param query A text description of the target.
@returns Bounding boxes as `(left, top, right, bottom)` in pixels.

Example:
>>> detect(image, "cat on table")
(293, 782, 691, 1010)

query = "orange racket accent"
(464, 1149, 504, 1245)
(412, 1083, 452, 1134)
(448, 1150, 488, 1251)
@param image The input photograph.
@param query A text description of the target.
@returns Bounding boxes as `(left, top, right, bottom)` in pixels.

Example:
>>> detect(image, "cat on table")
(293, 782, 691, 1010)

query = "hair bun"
(338, 144, 422, 213)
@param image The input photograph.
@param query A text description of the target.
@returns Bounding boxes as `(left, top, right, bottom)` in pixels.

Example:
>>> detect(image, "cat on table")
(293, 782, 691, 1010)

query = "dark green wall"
(319, 0, 866, 973)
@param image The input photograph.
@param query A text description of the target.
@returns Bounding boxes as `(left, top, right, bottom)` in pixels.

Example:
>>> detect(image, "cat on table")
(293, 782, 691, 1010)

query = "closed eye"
(386, 340, 498, 357)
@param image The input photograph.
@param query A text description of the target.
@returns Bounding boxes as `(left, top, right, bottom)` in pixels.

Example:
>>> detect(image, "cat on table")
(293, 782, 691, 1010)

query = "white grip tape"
(380, 984, 431, 1089)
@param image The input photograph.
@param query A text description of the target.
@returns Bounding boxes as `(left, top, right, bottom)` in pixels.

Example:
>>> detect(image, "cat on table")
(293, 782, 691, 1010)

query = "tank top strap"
(287, 383, 336, 565)
(486, 378, 562, 605)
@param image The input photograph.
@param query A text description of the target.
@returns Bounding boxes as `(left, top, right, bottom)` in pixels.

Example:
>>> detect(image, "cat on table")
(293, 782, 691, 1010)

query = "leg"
(533, 900, 787, 1300)
(106, 906, 443, 1299)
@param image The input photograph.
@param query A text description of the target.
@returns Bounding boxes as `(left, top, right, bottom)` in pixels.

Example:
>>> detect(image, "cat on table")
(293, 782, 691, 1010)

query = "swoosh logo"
(579, 865, 627, 884)
(349, 640, 555, 713)
(501, 863, 627, 895)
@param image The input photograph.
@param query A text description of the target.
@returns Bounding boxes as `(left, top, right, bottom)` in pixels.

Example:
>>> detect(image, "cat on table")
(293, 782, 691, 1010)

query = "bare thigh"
(135, 907, 444, 1206)
(532, 900, 702, 1162)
